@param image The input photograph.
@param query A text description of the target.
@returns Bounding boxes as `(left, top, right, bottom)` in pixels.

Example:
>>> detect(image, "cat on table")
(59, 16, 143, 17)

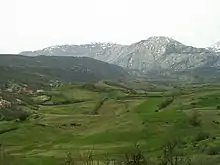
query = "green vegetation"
(1, 80, 220, 164)
(0, 55, 128, 83)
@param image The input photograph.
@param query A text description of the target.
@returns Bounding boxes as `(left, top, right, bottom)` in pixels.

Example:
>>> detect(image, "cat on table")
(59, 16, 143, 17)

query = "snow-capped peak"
(87, 42, 116, 49)
(210, 41, 220, 52)
(133, 36, 183, 48)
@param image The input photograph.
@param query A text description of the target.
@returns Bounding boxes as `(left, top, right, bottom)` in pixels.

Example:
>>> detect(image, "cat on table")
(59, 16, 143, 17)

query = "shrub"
(216, 105, 220, 110)
(63, 152, 74, 165)
(17, 111, 29, 121)
(124, 144, 148, 165)
(0, 127, 18, 135)
(194, 131, 210, 142)
(191, 102, 197, 106)
(0, 144, 13, 164)
(212, 136, 216, 140)
(92, 98, 108, 115)
(213, 120, 220, 124)
(189, 110, 201, 126)
(206, 145, 220, 155)
(192, 156, 220, 165)
(0, 106, 29, 121)
(158, 97, 174, 110)
(159, 139, 191, 165)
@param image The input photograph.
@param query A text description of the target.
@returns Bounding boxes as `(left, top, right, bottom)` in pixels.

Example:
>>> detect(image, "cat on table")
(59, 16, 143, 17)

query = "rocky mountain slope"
(20, 36, 220, 76)
(21, 43, 127, 63)
(0, 55, 128, 83)
(115, 37, 220, 73)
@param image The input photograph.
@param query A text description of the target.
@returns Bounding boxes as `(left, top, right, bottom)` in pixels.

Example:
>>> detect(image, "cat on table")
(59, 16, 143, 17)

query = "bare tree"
(159, 140, 191, 165)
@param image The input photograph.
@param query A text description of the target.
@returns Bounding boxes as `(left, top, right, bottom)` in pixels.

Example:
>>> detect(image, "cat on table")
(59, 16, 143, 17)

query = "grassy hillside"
(0, 54, 128, 83)
(1, 81, 220, 164)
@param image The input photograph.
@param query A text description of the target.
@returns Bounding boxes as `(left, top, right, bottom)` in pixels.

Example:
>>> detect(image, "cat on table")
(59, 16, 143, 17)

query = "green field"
(1, 81, 220, 164)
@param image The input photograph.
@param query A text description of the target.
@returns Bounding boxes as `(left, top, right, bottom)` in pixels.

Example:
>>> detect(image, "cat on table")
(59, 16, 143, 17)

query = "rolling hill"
(0, 54, 128, 83)
(1, 80, 220, 164)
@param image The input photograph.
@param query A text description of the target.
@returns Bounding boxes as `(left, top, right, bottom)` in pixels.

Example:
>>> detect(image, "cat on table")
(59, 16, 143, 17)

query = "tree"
(63, 152, 74, 165)
(189, 110, 201, 126)
(0, 144, 13, 165)
(124, 143, 148, 165)
(159, 139, 191, 165)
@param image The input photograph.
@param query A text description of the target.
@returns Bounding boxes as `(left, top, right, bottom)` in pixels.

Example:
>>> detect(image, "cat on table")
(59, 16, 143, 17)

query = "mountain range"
(20, 36, 220, 79)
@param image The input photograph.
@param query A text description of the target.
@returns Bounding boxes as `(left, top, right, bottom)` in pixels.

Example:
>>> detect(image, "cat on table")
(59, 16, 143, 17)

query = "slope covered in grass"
(1, 82, 220, 164)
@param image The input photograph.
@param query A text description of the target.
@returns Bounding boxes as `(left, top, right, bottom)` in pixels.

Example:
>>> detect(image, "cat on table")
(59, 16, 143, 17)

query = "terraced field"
(1, 81, 220, 164)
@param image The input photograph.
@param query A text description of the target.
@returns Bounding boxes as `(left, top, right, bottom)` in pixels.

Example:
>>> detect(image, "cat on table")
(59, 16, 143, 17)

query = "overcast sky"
(0, 0, 220, 53)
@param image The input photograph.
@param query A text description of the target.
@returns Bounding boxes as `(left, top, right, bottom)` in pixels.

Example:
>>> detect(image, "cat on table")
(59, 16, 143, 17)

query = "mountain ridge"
(20, 36, 220, 77)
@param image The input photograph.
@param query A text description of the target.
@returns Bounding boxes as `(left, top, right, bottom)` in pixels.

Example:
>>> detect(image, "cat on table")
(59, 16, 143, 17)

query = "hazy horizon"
(1, 0, 220, 53)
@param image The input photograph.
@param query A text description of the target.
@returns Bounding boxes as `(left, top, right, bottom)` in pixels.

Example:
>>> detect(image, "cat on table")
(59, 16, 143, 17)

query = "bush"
(92, 98, 108, 115)
(212, 136, 216, 140)
(0, 127, 18, 135)
(189, 110, 201, 126)
(124, 144, 148, 165)
(17, 111, 29, 121)
(192, 156, 220, 165)
(0, 145, 13, 164)
(159, 139, 191, 165)
(18, 114, 28, 121)
(0, 106, 29, 121)
(191, 102, 197, 106)
(206, 145, 220, 155)
(194, 131, 210, 141)
(158, 97, 174, 110)
(216, 105, 220, 110)
(63, 152, 74, 165)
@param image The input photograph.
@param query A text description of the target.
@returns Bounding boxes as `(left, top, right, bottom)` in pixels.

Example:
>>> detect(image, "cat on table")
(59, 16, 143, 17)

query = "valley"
(1, 79, 220, 164)
(1, 36, 220, 164)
